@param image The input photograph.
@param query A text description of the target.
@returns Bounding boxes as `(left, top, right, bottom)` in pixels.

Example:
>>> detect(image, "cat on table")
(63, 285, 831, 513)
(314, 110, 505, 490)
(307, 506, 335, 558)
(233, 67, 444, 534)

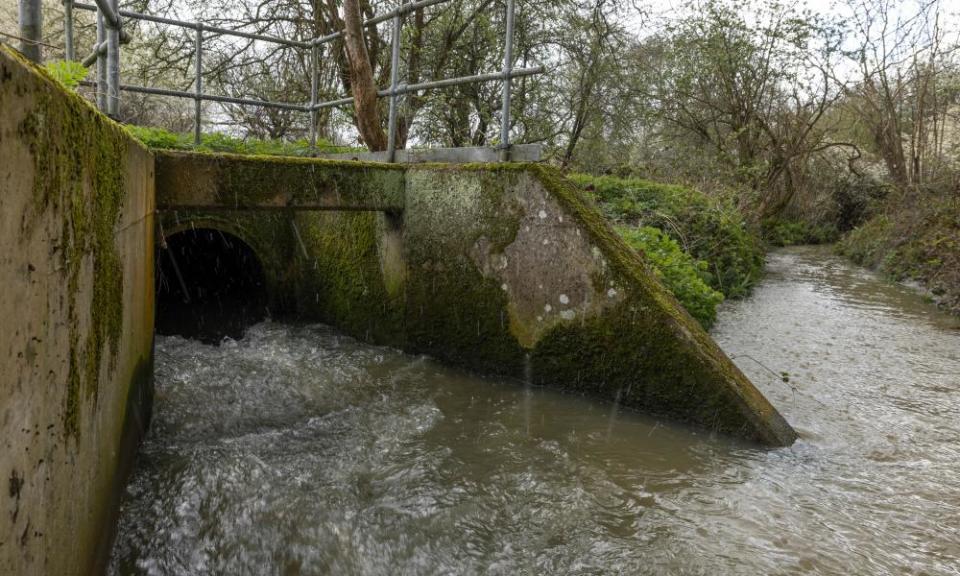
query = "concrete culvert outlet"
(156, 228, 268, 343)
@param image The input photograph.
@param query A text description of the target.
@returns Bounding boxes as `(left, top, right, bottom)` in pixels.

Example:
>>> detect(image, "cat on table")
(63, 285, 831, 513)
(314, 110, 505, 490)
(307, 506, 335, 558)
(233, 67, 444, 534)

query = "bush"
(836, 215, 893, 268)
(617, 226, 724, 329)
(762, 219, 839, 246)
(124, 125, 356, 157)
(570, 173, 765, 298)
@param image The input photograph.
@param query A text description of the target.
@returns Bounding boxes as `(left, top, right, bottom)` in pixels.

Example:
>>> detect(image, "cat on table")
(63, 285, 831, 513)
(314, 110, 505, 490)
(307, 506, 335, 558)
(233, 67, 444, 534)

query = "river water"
(109, 246, 960, 575)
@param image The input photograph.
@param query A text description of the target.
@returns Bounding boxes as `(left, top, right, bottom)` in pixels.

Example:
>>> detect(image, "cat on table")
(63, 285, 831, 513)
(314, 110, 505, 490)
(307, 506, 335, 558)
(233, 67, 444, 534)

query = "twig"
(0, 31, 60, 50)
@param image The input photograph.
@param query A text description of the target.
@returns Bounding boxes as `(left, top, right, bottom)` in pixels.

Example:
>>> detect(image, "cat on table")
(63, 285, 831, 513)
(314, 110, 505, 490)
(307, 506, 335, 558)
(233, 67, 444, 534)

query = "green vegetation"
(125, 125, 357, 157)
(570, 173, 765, 299)
(43, 60, 87, 90)
(838, 194, 960, 314)
(617, 226, 724, 328)
(762, 219, 840, 247)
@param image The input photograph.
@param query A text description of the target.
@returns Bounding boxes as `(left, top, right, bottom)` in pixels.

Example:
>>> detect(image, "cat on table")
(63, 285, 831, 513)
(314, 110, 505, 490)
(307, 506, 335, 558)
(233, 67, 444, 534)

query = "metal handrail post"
(91, 0, 119, 28)
(18, 0, 42, 62)
(499, 0, 515, 161)
(63, 0, 75, 61)
(106, 0, 120, 117)
(309, 43, 319, 154)
(194, 24, 203, 145)
(386, 2, 404, 162)
(96, 9, 107, 110)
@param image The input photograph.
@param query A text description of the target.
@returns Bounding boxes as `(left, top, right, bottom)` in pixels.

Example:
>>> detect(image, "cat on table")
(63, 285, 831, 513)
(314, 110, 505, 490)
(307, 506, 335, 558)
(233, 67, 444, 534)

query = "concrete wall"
(158, 155, 796, 446)
(0, 46, 155, 575)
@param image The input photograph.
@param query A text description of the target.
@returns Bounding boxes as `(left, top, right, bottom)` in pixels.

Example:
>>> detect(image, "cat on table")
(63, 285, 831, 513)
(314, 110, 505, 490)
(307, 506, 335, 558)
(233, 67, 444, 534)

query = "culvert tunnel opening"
(156, 228, 268, 343)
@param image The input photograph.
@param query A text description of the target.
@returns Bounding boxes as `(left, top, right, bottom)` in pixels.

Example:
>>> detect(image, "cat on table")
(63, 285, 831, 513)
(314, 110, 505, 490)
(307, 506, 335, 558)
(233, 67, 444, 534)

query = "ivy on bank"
(617, 226, 724, 329)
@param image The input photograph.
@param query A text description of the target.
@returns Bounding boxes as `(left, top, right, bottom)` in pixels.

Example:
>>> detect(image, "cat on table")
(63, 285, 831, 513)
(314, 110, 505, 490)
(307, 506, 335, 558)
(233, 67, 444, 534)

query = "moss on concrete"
(401, 167, 529, 375)
(152, 146, 795, 445)
(154, 151, 405, 211)
(2, 44, 156, 576)
(5, 44, 131, 437)
(290, 211, 406, 345)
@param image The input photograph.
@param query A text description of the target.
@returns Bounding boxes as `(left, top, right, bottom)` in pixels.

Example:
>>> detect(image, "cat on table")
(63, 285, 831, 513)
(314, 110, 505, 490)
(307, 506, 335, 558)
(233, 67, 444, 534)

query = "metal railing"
(64, 0, 543, 161)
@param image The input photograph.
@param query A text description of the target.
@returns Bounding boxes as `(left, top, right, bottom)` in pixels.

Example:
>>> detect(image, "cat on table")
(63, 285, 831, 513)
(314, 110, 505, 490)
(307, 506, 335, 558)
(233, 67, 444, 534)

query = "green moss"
(5, 44, 129, 437)
(291, 210, 406, 344)
(405, 261, 526, 375)
(146, 149, 794, 445)
(126, 124, 356, 156)
(154, 151, 406, 212)
(157, 148, 406, 172)
(398, 167, 529, 374)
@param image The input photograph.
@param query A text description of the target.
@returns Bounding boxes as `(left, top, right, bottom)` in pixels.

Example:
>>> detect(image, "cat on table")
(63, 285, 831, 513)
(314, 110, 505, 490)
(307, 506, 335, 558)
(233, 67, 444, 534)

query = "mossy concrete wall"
(155, 151, 405, 211)
(158, 154, 796, 446)
(0, 46, 155, 575)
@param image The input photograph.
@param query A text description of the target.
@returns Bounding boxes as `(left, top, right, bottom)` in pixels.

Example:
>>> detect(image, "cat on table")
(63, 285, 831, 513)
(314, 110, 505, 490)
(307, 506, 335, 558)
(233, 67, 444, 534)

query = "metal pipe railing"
(63, 0, 75, 60)
(81, 39, 105, 67)
(90, 0, 118, 29)
(193, 23, 202, 144)
(499, 0, 515, 160)
(95, 9, 106, 109)
(18, 0, 43, 62)
(106, 0, 120, 116)
(108, 83, 312, 111)
(309, 43, 319, 149)
(384, 66, 543, 97)
(386, 1, 405, 162)
(65, 0, 544, 161)
(74, 2, 310, 47)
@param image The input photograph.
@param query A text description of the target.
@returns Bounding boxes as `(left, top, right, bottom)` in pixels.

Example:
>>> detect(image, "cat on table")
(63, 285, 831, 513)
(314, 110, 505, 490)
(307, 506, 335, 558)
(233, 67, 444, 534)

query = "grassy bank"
(125, 126, 356, 156)
(570, 174, 765, 328)
(838, 190, 960, 315)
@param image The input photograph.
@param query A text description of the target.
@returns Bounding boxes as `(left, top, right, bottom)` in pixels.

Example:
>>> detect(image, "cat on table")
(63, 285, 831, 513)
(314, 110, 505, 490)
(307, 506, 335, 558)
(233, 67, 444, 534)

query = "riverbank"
(837, 190, 960, 316)
(591, 170, 960, 320)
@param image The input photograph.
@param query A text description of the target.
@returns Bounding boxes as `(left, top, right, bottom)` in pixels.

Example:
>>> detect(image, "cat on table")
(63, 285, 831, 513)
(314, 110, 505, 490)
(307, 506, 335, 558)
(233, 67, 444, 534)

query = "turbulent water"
(109, 246, 960, 575)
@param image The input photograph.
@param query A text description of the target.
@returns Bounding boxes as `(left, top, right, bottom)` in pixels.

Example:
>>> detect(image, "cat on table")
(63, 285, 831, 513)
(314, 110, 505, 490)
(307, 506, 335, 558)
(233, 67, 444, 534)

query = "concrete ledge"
(155, 151, 406, 211)
(315, 143, 545, 164)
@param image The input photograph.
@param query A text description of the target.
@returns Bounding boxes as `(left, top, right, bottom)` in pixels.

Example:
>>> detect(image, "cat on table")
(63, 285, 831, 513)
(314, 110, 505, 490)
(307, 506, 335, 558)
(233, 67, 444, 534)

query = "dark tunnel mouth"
(156, 227, 268, 344)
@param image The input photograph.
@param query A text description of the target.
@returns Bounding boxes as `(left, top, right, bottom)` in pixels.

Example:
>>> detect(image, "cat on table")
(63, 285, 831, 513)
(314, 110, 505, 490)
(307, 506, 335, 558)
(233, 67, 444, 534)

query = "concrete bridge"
(0, 45, 796, 576)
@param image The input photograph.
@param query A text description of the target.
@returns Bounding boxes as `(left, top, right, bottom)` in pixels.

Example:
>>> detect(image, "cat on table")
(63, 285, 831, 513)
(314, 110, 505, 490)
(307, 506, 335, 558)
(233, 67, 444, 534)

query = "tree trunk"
(341, 0, 387, 150)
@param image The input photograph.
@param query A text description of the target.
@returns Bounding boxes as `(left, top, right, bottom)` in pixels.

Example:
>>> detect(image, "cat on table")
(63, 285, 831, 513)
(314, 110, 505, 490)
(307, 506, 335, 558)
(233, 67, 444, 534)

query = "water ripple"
(110, 247, 960, 575)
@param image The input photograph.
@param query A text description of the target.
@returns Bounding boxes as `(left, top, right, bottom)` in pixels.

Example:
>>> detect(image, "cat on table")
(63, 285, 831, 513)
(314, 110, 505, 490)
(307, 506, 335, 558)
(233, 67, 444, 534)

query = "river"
(108, 246, 960, 575)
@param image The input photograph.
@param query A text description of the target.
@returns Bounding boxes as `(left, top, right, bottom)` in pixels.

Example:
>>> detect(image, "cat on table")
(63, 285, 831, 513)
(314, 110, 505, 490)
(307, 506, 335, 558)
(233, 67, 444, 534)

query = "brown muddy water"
(109, 246, 960, 575)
